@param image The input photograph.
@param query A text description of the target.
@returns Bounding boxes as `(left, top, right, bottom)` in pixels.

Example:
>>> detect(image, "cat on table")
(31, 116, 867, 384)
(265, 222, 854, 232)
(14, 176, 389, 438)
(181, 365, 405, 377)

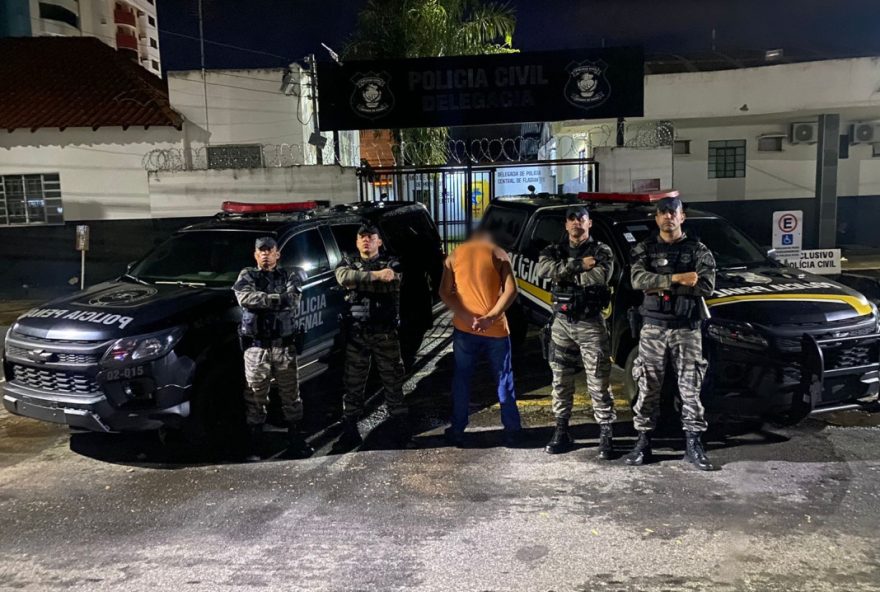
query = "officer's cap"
(356, 221, 380, 236)
(565, 206, 590, 220)
(655, 196, 684, 213)
(254, 236, 278, 251)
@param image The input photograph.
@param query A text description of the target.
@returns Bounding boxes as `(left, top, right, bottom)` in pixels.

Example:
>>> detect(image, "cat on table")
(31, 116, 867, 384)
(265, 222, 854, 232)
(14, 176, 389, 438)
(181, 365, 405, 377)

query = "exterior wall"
(594, 146, 673, 193)
(147, 166, 360, 217)
(0, 127, 183, 221)
(672, 122, 880, 203)
(168, 68, 357, 166)
(645, 58, 880, 121)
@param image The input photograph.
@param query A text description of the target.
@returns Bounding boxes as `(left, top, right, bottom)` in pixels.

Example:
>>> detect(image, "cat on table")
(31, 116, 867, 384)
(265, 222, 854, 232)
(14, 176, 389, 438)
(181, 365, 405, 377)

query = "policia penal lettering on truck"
(1, 200, 444, 453)
(482, 190, 880, 431)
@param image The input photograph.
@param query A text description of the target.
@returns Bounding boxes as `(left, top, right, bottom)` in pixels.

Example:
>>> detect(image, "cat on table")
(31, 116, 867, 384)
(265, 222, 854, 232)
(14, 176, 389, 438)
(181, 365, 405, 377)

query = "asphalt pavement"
(2, 317, 880, 591)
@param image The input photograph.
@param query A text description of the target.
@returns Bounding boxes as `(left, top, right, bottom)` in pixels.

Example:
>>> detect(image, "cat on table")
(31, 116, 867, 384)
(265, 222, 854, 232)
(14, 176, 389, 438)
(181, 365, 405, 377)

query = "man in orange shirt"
(439, 230, 522, 446)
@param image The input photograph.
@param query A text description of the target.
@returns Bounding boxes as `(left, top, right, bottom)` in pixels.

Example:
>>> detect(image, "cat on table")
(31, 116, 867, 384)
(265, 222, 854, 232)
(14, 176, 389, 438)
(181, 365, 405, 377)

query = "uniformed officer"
(334, 222, 412, 448)
(233, 236, 314, 461)
(625, 196, 717, 471)
(536, 205, 616, 459)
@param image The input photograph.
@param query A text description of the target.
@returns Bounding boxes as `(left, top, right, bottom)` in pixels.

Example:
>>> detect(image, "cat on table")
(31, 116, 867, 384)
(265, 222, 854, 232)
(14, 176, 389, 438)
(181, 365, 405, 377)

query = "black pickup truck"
(482, 192, 880, 426)
(2, 200, 444, 436)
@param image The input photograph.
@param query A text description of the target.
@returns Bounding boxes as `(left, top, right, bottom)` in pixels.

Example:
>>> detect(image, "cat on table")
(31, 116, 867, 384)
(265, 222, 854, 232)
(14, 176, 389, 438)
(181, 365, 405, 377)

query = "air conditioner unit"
(790, 122, 818, 144)
(850, 123, 878, 144)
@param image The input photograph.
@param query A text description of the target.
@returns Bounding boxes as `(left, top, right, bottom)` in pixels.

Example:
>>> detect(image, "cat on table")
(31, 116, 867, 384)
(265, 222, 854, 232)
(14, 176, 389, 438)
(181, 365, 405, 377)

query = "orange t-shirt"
(448, 240, 510, 338)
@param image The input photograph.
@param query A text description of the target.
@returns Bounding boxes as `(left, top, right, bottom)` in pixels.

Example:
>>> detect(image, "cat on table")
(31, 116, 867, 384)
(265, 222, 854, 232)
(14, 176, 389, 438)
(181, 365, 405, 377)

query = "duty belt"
(247, 336, 294, 348)
(643, 317, 700, 330)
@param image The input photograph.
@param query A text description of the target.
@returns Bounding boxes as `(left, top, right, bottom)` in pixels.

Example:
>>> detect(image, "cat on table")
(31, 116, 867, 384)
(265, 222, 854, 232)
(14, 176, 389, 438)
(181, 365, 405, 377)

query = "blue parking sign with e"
(782, 234, 793, 246)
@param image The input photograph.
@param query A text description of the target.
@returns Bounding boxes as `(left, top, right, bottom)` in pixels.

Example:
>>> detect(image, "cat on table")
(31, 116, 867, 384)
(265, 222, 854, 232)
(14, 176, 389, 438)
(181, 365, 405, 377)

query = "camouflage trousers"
(632, 323, 709, 433)
(548, 315, 615, 424)
(243, 345, 302, 426)
(343, 329, 407, 420)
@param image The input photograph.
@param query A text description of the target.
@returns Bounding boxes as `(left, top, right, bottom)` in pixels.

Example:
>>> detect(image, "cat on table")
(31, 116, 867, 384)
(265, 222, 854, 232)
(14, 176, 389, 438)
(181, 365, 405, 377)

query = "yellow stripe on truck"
(706, 293, 873, 316)
(516, 278, 552, 305)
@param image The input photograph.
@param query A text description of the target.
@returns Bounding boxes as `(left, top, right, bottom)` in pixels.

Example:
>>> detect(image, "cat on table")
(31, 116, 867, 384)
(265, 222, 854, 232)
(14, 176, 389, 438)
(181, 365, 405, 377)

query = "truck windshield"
(616, 217, 768, 268)
(130, 231, 268, 286)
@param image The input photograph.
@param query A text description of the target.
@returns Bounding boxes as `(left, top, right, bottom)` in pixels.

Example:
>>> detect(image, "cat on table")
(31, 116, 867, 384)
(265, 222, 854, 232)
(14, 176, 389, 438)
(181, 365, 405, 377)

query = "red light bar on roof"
(576, 190, 680, 203)
(221, 201, 319, 214)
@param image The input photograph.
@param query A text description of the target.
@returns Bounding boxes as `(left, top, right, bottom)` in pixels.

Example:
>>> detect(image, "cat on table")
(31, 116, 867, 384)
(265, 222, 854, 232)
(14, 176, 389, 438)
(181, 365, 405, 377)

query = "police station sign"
(317, 47, 644, 130)
(495, 166, 553, 196)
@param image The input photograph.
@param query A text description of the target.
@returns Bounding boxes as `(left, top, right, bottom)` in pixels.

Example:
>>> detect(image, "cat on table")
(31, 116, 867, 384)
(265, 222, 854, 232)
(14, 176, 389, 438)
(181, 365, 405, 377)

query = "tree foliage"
(345, 0, 516, 164)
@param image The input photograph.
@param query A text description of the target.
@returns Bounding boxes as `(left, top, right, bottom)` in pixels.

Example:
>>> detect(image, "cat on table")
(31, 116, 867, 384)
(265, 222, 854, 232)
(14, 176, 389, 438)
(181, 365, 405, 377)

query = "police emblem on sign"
(564, 60, 611, 110)
(350, 71, 394, 120)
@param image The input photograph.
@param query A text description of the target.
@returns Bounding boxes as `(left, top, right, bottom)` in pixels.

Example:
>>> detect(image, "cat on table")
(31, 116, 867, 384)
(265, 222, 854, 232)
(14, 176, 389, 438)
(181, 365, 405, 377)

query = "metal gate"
(358, 158, 598, 253)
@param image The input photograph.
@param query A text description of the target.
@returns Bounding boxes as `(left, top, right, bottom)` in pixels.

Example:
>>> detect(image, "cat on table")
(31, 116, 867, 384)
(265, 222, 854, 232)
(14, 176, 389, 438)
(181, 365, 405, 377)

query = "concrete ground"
(2, 313, 880, 591)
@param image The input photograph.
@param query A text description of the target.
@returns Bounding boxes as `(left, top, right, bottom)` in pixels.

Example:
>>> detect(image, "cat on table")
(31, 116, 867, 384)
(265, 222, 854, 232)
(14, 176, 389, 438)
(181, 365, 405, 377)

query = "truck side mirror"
(290, 266, 309, 285)
(766, 248, 778, 261)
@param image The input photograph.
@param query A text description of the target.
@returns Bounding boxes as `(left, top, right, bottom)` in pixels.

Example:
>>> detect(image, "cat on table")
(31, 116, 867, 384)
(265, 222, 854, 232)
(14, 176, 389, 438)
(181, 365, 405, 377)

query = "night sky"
(158, 0, 880, 72)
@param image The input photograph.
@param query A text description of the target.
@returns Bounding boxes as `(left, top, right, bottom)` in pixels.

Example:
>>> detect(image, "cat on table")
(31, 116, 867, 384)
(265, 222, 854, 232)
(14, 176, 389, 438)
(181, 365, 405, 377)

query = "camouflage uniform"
(335, 253, 407, 420)
(630, 233, 716, 433)
(536, 237, 616, 424)
(233, 266, 303, 426)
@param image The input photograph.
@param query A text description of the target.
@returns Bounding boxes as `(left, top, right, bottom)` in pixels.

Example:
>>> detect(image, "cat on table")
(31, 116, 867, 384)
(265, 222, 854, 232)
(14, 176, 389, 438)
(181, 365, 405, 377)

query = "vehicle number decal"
(623, 232, 637, 243)
(105, 366, 146, 381)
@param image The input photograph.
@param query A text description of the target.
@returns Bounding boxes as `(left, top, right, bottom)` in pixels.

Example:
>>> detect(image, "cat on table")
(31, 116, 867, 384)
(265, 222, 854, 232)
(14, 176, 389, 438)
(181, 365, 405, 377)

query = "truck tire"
(181, 351, 247, 458)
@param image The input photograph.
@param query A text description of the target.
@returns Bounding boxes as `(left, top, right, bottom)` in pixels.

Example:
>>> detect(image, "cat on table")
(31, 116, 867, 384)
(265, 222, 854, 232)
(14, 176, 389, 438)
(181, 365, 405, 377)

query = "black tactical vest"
(549, 239, 611, 320)
(239, 268, 298, 340)
(639, 235, 701, 324)
(343, 255, 401, 332)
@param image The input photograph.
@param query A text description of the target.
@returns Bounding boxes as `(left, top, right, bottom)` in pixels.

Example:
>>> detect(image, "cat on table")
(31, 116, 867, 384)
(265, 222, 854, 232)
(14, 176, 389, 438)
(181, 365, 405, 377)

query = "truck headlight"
(706, 321, 768, 350)
(101, 327, 184, 368)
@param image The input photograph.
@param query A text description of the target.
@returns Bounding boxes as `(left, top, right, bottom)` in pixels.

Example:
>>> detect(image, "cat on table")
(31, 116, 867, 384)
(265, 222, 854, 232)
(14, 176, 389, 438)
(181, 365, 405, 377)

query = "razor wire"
(143, 121, 676, 172)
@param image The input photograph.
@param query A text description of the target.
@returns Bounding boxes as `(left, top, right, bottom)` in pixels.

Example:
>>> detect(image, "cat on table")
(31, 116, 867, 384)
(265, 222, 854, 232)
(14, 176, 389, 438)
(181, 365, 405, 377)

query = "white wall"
(0, 127, 183, 221)
(167, 68, 358, 166)
(148, 166, 360, 217)
(646, 57, 880, 121)
(594, 146, 673, 193)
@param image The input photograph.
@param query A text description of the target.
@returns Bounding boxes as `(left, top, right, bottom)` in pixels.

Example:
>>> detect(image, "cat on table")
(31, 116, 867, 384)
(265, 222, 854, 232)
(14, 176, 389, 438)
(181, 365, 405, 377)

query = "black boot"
(284, 422, 314, 459)
(624, 432, 652, 466)
(544, 420, 573, 454)
(335, 418, 363, 450)
(684, 432, 717, 471)
(244, 424, 263, 462)
(597, 424, 614, 460)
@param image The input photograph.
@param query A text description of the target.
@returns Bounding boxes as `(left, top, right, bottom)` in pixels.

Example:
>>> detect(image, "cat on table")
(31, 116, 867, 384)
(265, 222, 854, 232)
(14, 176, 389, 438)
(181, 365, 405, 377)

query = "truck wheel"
(507, 302, 528, 348)
(182, 355, 247, 459)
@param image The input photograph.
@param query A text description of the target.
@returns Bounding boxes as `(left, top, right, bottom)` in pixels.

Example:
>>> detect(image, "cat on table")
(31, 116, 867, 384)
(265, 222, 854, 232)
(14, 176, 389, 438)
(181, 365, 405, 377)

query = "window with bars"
(206, 144, 264, 169)
(0, 174, 64, 226)
(708, 140, 746, 178)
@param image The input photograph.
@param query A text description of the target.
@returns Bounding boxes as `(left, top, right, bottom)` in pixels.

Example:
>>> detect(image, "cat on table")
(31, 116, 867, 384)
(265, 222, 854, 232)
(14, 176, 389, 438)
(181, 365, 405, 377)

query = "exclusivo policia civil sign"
(316, 47, 644, 130)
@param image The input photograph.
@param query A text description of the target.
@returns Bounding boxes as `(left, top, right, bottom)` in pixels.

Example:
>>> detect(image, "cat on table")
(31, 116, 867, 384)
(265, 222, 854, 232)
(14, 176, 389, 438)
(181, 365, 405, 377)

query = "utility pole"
(307, 54, 323, 165)
(198, 0, 209, 142)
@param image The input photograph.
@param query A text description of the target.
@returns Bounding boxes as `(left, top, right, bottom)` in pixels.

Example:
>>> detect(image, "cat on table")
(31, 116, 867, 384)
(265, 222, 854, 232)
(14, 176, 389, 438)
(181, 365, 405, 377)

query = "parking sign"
(772, 210, 803, 261)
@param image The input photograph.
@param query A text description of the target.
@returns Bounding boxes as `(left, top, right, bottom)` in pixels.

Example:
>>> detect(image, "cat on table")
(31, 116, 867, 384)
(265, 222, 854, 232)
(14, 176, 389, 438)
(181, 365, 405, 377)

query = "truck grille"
(10, 364, 99, 395)
(775, 324, 876, 351)
(823, 343, 875, 371)
(5, 345, 99, 365)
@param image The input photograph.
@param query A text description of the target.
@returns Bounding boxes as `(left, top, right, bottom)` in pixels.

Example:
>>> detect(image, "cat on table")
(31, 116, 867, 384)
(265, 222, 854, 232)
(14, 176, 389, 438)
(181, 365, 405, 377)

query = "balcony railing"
(114, 9, 137, 27)
(116, 31, 138, 51)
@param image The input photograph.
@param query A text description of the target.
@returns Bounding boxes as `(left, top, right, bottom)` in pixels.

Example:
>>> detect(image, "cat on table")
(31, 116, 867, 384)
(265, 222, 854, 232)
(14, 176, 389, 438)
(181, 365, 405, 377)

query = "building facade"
(0, 0, 160, 76)
(543, 55, 880, 249)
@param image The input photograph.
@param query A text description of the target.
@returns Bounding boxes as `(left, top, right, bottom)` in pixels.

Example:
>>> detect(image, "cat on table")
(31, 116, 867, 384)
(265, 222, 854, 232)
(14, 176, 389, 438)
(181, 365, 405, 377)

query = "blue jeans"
(450, 329, 522, 433)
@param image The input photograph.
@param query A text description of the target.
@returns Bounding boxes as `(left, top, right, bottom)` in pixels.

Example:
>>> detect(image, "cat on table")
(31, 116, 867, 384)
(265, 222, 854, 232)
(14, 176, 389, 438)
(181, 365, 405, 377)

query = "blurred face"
(565, 214, 591, 242)
(254, 247, 280, 270)
(655, 207, 686, 234)
(357, 232, 382, 258)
